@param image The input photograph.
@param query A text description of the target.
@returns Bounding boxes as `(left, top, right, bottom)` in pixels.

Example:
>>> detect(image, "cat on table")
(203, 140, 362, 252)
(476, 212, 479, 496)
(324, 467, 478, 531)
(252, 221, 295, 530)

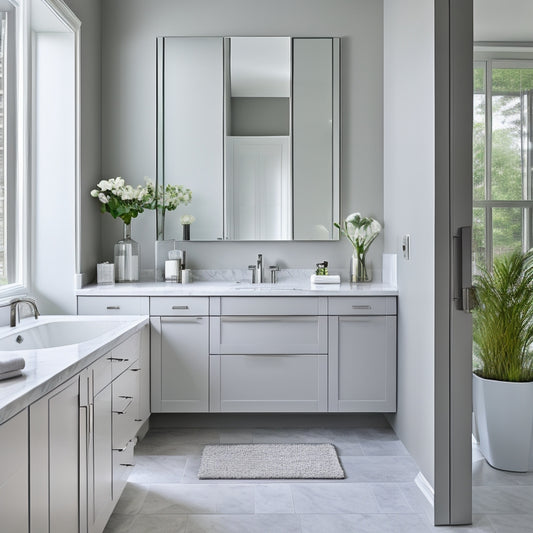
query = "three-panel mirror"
(157, 36, 340, 241)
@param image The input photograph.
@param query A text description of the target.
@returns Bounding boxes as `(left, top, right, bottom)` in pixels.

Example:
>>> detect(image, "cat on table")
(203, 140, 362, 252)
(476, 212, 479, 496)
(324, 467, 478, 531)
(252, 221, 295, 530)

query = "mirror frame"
(156, 36, 340, 242)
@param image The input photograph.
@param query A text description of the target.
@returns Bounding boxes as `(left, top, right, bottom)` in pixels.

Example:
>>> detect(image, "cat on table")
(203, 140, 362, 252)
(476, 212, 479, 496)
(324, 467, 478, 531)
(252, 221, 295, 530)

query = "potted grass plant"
(472, 250, 533, 472)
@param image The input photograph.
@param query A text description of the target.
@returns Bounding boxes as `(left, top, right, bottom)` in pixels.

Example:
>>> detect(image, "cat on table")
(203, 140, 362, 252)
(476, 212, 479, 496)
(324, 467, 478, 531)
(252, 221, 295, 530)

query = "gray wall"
(100, 0, 384, 278)
(383, 0, 436, 487)
(63, 0, 102, 281)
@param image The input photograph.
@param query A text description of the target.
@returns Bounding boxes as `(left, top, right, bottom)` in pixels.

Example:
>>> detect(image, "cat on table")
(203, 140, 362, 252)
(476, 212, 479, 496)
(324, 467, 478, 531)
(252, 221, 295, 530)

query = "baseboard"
(149, 412, 391, 429)
(415, 471, 435, 507)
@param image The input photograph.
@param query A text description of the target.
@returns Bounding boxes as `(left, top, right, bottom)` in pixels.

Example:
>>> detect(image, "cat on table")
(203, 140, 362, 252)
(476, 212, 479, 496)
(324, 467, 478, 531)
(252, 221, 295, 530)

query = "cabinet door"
(132, 324, 150, 430)
(30, 375, 81, 533)
(89, 384, 113, 533)
(151, 316, 209, 412)
(210, 353, 327, 412)
(0, 410, 28, 533)
(329, 315, 397, 412)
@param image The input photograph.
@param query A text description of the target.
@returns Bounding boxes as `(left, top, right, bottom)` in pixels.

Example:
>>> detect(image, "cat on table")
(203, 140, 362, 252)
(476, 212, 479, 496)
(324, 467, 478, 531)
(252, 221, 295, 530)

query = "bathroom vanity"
(77, 280, 398, 415)
(0, 316, 149, 533)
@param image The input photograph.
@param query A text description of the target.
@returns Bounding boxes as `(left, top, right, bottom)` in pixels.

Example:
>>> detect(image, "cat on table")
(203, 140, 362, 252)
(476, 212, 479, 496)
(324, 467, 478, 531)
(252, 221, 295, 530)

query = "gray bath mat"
(198, 443, 345, 479)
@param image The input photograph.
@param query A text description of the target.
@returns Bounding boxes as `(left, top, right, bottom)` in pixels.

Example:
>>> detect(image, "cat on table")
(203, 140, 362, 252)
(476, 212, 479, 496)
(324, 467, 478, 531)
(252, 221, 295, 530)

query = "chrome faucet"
(256, 254, 263, 283)
(9, 298, 40, 327)
(248, 254, 263, 284)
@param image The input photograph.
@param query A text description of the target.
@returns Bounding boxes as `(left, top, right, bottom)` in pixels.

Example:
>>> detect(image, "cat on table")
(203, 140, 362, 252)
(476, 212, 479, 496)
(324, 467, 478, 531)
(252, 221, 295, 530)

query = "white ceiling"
(474, 0, 533, 41)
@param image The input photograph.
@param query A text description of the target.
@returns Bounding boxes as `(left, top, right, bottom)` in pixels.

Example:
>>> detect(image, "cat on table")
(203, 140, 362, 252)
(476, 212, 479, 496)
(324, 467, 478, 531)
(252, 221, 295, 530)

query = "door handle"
(454, 226, 478, 313)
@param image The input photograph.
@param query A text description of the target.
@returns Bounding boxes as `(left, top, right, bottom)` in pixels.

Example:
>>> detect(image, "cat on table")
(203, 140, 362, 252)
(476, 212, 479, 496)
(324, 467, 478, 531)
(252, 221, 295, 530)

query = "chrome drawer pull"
(120, 463, 135, 467)
(351, 305, 371, 310)
(172, 305, 189, 310)
(113, 397, 133, 415)
(107, 357, 129, 362)
(106, 306, 120, 310)
(130, 368, 141, 372)
(118, 395, 133, 400)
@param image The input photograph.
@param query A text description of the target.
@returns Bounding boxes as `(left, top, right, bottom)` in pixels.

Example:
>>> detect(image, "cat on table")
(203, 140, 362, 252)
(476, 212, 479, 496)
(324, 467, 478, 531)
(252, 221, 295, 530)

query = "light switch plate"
(402, 234, 410, 260)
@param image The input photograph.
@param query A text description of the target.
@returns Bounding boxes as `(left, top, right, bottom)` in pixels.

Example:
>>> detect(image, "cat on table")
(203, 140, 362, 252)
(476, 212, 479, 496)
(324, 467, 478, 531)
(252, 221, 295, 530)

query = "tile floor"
(104, 424, 533, 532)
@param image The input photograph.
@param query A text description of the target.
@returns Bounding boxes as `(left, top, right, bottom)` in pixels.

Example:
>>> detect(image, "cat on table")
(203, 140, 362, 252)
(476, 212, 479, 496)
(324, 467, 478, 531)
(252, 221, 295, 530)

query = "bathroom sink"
(0, 320, 129, 351)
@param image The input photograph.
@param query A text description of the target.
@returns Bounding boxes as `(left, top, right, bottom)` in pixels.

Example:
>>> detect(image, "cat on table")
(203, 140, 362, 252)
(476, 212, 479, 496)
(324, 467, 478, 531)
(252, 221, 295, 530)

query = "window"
(473, 55, 533, 271)
(0, 1, 23, 295)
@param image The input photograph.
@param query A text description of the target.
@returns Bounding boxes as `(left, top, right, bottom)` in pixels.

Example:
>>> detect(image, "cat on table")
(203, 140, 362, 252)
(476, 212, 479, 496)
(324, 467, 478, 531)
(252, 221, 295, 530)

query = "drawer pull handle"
(120, 463, 135, 467)
(172, 305, 189, 310)
(130, 368, 141, 372)
(106, 306, 120, 310)
(113, 398, 133, 415)
(118, 395, 133, 400)
(351, 305, 371, 310)
(107, 357, 130, 362)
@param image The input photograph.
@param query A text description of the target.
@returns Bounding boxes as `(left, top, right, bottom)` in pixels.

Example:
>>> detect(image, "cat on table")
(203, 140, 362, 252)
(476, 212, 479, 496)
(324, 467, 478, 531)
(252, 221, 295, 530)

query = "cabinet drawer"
(210, 354, 327, 412)
(210, 316, 327, 354)
(109, 332, 140, 379)
(77, 296, 149, 315)
(328, 297, 397, 316)
(150, 297, 209, 316)
(217, 296, 326, 316)
(112, 367, 139, 450)
(113, 440, 135, 501)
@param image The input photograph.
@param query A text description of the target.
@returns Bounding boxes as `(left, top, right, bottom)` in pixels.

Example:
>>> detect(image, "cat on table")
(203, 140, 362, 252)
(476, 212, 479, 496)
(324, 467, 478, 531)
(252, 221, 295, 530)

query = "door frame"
(434, 0, 473, 525)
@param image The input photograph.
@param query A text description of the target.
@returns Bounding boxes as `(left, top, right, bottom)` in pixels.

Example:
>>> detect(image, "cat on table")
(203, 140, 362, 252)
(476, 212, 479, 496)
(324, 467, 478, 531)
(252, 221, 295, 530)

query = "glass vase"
(351, 251, 371, 283)
(114, 222, 140, 282)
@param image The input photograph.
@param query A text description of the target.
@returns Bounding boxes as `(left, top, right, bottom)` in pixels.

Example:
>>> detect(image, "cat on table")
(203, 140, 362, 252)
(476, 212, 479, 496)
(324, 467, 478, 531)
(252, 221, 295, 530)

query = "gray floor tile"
(255, 484, 294, 513)
(186, 514, 301, 533)
(360, 439, 409, 456)
(291, 482, 379, 514)
(128, 455, 188, 483)
(340, 455, 419, 482)
(299, 513, 432, 533)
(213, 484, 255, 514)
(473, 485, 533, 514)
(128, 514, 188, 533)
(140, 483, 219, 514)
(487, 514, 533, 532)
(371, 483, 417, 513)
(112, 482, 148, 514)
(219, 429, 254, 444)
(334, 441, 365, 456)
(103, 513, 136, 533)
(473, 458, 533, 486)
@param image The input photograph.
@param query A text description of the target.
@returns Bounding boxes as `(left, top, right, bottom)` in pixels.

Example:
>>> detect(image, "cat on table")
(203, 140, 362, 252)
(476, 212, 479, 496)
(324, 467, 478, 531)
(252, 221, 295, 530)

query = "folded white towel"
(0, 369, 23, 380)
(310, 274, 341, 284)
(0, 356, 25, 374)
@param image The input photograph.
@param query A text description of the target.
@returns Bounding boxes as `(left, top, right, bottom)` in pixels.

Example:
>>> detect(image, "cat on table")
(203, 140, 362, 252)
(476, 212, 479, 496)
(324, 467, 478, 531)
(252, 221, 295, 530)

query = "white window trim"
(473, 46, 533, 268)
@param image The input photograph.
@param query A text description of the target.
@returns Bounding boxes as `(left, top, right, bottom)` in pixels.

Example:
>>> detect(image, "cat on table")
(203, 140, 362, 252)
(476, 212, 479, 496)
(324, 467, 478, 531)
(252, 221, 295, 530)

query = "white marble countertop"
(0, 315, 148, 425)
(77, 280, 398, 297)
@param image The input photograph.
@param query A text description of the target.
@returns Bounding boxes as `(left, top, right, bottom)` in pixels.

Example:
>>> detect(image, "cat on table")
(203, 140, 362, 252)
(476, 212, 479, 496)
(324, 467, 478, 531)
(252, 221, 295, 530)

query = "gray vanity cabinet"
(328, 297, 397, 412)
(150, 297, 210, 412)
(0, 410, 28, 533)
(209, 297, 329, 412)
(30, 374, 85, 533)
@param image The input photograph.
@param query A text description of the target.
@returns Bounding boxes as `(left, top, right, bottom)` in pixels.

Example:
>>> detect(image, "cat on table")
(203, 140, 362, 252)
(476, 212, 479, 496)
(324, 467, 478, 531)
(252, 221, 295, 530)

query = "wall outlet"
(402, 234, 410, 260)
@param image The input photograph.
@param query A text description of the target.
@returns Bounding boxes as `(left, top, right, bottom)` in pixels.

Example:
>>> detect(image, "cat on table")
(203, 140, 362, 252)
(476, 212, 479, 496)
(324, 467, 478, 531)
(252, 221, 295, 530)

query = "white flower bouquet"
(335, 213, 382, 282)
(91, 177, 149, 225)
(144, 178, 192, 213)
(180, 214, 196, 225)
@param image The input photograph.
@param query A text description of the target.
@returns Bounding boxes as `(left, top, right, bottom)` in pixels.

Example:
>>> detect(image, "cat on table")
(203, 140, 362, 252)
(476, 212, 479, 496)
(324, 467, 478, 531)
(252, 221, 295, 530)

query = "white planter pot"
(473, 373, 533, 472)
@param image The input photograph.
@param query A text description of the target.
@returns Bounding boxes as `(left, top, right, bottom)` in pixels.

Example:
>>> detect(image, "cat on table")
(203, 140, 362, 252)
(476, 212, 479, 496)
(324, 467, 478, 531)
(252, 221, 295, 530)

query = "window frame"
(0, 0, 29, 299)
(473, 48, 533, 269)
